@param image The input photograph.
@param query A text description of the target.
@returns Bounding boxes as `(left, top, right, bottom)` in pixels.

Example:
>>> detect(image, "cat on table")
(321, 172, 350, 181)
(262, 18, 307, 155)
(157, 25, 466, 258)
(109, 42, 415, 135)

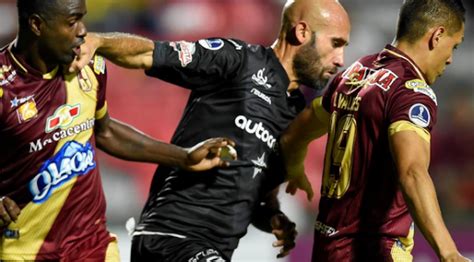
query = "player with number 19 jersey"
(312, 45, 438, 261)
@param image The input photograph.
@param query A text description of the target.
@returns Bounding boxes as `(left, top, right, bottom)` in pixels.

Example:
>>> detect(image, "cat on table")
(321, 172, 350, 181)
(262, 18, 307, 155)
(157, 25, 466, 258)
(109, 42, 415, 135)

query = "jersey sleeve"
(145, 38, 244, 91)
(90, 55, 108, 119)
(387, 78, 438, 136)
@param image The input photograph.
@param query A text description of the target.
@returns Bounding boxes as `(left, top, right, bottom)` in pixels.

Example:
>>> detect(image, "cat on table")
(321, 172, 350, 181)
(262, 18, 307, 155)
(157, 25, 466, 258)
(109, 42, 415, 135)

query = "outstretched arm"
(94, 112, 235, 171)
(389, 130, 469, 262)
(280, 97, 330, 200)
(70, 32, 154, 72)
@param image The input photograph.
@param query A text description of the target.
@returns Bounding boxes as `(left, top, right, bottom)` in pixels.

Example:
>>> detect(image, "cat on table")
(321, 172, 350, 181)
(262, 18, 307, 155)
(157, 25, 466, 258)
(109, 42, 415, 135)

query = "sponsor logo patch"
(409, 103, 430, 128)
(10, 95, 34, 109)
(30, 119, 95, 153)
(315, 220, 338, 237)
(405, 79, 428, 89)
(93, 55, 106, 75)
(198, 38, 224, 50)
(29, 141, 96, 203)
(250, 88, 271, 105)
(252, 68, 272, 89)
(16, 97, 38, 123)
(234, 115, 276, 149)
(46, 104, 81, 133)
(188, 249, 225, 262)
(170, 41, 196, 67)
(0, 65, 16, 86)
(405, 79, 437, 105)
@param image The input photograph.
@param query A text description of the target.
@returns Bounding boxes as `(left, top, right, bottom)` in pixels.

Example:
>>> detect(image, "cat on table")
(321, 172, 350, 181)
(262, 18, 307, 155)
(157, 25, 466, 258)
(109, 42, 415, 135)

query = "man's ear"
(294, 21, 311, 45)
(428, 26, 445, 50)
(29, 14, 44, 37)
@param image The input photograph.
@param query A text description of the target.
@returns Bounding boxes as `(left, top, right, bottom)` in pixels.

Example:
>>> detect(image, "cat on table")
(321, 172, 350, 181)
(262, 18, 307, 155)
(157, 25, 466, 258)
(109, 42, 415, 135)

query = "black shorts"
(131, 234, 228, 262)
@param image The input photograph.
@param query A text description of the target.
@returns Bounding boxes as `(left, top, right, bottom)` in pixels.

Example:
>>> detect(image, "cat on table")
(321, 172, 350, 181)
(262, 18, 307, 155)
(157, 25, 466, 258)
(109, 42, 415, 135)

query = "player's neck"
(13, 34, 58, 75)
(393, 40, 429, 81)
(271, 39, 300, 92)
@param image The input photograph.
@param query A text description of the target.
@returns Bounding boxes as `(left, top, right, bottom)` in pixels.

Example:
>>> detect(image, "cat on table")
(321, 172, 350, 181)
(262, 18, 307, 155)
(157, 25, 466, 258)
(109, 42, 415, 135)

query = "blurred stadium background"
(1, 0, 472, 261)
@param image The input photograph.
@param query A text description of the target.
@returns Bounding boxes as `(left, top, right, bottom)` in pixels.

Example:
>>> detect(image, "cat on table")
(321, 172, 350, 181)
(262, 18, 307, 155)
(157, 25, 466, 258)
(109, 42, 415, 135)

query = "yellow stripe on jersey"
(311, 97, 330, 125)
(1, 65, 101, 259)
(43, 66, 59, 80)
(388, 120, 430, 143)
(390, 224, 415, 262)
(96, 102, 108, 120)
(105, 238, 121, 262)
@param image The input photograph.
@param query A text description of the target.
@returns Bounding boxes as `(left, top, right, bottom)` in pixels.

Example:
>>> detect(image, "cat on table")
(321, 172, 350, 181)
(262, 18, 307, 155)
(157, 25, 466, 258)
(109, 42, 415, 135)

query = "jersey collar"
(7, 42, 60, 80)
(381, 44, 428, 83)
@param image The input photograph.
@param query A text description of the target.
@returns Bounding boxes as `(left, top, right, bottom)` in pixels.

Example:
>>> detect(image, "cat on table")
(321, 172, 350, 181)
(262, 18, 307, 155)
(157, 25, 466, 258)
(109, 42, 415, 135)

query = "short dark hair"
(17, 0, 61, 26)
(396, 0, 466, 43)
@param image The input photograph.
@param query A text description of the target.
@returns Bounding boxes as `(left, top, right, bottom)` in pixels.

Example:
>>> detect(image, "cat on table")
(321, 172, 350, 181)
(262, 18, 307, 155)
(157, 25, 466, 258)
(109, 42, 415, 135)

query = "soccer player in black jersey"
(72, 0, 350, 260)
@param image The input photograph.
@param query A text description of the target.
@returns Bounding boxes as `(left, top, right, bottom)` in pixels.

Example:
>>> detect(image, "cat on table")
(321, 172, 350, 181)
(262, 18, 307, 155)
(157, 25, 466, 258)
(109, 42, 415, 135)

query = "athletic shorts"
(312, 234, 413, 262)
(131, 235, 228, 262)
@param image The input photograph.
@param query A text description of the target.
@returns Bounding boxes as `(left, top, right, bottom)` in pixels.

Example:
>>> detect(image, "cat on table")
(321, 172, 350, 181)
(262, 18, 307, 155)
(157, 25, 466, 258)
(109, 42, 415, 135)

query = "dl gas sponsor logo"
(29, 141, 96, 203)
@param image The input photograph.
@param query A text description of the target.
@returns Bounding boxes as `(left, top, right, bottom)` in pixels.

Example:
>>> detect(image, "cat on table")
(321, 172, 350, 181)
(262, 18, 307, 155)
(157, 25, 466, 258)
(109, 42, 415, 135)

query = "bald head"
(279, 0, 350, 38)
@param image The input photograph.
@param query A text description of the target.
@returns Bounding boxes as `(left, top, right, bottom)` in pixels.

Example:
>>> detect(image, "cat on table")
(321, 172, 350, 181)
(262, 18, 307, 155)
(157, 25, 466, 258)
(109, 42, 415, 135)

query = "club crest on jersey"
(198, 38, 224, 50)
(16, 97, 38, 123)
(409, 103, 430, 128)
(29, 141, 96, 203)
(405, 79, 438, 105)
(78, 69, 93, 92)
(46, 104, 81, 133)
(170, 41, 196, 67)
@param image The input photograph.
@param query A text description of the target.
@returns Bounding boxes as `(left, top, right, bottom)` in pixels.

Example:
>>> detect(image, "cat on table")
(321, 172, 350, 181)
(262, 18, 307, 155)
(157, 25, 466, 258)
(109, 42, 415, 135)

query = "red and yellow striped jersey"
(0, 44, 114, 261)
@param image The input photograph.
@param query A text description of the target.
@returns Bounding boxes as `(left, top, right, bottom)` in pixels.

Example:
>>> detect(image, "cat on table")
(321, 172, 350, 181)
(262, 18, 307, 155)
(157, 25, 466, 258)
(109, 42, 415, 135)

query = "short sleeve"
(387, 79, 438, 133)
(145, 38, 244, 91)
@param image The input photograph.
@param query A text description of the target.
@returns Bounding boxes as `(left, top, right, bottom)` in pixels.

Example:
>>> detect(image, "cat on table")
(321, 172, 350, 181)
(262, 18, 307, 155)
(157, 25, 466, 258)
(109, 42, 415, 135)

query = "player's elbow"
(398, 164, 430, 193)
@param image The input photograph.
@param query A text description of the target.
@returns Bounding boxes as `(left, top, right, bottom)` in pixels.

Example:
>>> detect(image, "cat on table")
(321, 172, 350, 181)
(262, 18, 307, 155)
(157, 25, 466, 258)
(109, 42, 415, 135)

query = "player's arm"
(70, 32, 154, 72)
(251, 188, 297, 258)
(389, 128, 467, 261)
(279, 97, 330, 200)
(94, 112, 235, 171)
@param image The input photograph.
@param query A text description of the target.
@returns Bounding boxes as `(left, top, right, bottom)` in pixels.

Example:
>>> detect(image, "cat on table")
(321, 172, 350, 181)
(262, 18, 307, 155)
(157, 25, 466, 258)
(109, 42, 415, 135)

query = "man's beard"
(293, 34, 328, 90)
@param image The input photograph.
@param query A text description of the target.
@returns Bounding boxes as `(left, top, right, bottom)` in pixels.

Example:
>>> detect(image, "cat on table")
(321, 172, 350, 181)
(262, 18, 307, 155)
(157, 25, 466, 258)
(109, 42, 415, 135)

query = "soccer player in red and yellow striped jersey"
(0, 0, 234, 260)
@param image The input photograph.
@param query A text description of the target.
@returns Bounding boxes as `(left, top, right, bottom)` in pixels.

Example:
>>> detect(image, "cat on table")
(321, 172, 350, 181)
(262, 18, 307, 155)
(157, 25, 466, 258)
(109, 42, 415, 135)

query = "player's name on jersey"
(333, 92, 361, 112)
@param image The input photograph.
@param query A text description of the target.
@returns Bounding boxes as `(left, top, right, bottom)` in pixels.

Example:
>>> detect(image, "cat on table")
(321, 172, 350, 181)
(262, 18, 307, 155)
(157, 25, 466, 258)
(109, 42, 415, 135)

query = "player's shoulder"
(195, 37, 247, 52)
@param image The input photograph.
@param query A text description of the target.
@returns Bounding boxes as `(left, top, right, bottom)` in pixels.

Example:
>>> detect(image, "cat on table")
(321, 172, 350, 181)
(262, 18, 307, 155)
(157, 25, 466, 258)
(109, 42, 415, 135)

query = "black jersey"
(136, 38, 305, 259)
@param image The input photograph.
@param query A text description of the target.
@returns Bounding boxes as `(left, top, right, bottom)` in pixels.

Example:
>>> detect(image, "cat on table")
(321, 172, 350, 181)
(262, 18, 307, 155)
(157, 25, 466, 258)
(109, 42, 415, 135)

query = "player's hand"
(0, 196, 20, 229)
(441, 252, 472, 262)
(183, 138, 237, 172)
(271, 213, 297, 258)
(68, 33, 101, 73)
(285, 166, 314, 201)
